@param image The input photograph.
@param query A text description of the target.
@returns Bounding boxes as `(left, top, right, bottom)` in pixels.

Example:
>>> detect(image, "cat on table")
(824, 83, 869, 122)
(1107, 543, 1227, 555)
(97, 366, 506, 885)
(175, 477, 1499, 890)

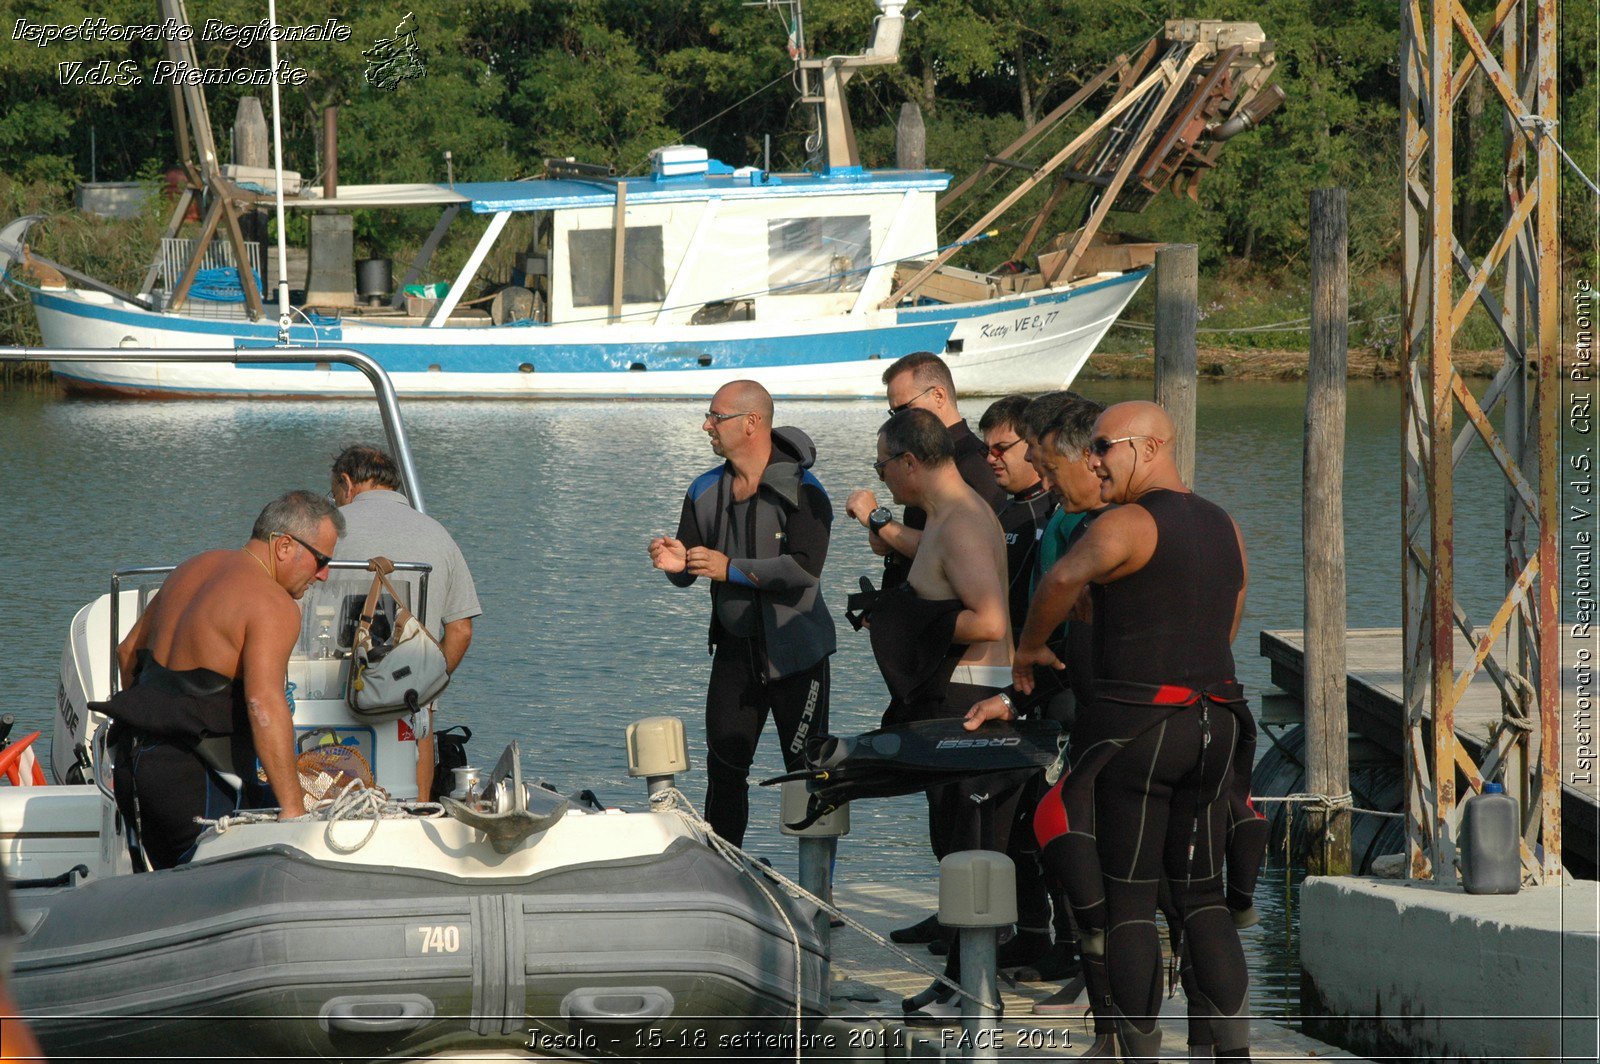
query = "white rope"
(1252, 791, 1405, 820)
(1522, 115, 1600, 199)
(647, 788, 1001, 1016)
(197, 790, 447, 845)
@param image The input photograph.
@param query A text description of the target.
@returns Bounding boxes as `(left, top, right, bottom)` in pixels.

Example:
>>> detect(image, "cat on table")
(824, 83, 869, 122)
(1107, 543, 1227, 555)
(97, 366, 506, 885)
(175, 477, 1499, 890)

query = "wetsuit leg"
(1094, 709, 1246, 1040)
(766, 655, 830, 774)
(1226, 719, 1269, 912)
(1007, 772, 1053, 933)
(928, 682, 1028, 857)
(1163, 710, 1249, 1051)
(114, 733, 240, 870)
(702, 637, 769, 847)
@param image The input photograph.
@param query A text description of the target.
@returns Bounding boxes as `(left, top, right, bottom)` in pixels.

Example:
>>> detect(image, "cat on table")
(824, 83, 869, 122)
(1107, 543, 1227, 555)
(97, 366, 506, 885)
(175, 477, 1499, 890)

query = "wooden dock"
(1259, 627, 1597, 875)
(825, 879, 1368, 1061)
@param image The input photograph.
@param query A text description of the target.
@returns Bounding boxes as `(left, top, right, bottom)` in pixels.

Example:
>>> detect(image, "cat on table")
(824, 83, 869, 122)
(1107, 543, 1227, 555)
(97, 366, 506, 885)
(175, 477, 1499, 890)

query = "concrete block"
(1300, 875, 1598, 1062)
(75, 182, 153, 219)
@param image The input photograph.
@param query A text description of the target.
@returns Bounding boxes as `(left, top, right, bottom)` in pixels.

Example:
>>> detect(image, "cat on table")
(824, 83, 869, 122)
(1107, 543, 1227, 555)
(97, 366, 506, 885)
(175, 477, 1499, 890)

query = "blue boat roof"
(451, 168, 951, 214)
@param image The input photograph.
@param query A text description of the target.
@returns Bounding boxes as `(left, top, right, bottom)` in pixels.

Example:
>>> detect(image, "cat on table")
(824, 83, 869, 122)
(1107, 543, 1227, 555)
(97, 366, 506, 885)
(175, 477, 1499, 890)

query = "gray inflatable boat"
(7, 803, 828, 1061)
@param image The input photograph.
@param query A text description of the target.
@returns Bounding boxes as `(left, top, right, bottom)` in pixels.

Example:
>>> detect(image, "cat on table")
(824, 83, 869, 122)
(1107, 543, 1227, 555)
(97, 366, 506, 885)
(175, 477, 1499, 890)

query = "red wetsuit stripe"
(1034, 776, 1069, 847)
(1152, 684, 1196, 704)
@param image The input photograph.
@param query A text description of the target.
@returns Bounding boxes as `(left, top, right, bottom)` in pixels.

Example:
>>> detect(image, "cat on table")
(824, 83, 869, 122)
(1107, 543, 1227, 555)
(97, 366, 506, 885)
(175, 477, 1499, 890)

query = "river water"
(0, 378, 1521, 1026)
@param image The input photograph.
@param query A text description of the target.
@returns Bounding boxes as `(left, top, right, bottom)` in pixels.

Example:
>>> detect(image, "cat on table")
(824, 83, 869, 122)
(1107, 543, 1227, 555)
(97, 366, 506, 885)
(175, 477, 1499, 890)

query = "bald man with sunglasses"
(968, 401, 1254, 1062)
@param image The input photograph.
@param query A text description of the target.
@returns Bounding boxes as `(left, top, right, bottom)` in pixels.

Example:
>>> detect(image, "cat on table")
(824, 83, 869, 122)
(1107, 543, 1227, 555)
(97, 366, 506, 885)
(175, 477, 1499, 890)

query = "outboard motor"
(54, 589, 144, 784)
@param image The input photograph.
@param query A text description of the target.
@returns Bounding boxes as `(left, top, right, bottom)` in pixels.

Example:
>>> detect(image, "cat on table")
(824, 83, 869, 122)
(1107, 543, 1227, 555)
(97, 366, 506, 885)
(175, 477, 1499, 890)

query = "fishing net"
(297, 744, 375, 802)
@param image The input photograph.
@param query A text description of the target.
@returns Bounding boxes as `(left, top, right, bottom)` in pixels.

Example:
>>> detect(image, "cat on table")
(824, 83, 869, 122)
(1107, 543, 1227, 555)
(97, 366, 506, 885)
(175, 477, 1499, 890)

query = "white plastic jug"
(1460, 781, 1520, 895)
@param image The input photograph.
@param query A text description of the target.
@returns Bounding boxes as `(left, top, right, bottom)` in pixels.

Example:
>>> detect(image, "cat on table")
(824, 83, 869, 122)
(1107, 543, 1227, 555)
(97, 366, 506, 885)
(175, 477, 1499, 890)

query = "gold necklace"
(242, 546, 272, 576)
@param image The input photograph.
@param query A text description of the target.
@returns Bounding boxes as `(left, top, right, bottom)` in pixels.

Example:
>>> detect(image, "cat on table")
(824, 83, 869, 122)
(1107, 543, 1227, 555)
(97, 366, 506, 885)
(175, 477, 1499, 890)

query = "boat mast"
(753, 0, 904, 172)
(264, 0, 292, 342)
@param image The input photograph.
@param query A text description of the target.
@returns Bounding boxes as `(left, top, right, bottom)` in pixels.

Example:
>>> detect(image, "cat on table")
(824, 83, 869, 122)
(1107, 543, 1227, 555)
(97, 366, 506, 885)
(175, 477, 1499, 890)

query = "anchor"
(442, 740, 569, 852)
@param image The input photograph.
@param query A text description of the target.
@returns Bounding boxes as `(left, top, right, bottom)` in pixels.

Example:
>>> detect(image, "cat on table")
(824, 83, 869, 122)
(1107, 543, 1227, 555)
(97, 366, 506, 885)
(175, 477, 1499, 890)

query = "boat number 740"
(417, 925, 463, 953)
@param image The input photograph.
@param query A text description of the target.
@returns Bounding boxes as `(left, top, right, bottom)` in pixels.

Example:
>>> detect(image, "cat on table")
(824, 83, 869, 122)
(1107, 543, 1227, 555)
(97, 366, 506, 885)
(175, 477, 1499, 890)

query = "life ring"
(0, 730, 47, 786)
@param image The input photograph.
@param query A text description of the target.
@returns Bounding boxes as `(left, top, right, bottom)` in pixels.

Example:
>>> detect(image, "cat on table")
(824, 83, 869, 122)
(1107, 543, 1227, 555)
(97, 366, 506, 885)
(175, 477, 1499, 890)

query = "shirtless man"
(868, 407, 1020, 1021)
(870, 406, 1011, 720)
(102, 490, 343, 869)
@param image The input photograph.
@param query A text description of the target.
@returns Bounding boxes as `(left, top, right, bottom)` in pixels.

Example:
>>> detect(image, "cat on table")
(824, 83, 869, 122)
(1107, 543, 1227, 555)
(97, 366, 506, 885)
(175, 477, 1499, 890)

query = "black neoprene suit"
(1037, 489, 1252, 1050)
(101, 651, 268, 870)
(703, 637, 827, 847)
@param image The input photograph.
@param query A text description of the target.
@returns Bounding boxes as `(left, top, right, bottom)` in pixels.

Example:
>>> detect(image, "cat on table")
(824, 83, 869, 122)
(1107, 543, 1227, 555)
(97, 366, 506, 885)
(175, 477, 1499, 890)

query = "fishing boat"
(0, 5, 1281, 400)
(0, 348, 827, 1061)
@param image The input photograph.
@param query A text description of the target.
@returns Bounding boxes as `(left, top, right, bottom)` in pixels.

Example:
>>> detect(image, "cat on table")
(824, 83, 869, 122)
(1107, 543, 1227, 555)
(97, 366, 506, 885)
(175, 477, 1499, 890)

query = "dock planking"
(827, 879, 1370, 1061)
(1260, 627, 1597, 873)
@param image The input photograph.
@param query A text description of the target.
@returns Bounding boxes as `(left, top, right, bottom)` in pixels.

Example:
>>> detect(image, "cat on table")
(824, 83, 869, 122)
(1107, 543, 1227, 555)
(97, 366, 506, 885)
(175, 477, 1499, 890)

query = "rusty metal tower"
(1399, 0, 1562, 882)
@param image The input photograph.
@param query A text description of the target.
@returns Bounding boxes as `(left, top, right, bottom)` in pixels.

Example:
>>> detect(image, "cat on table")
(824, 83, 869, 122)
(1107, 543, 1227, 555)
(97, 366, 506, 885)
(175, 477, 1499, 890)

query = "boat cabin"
(233, 147, 950, 330)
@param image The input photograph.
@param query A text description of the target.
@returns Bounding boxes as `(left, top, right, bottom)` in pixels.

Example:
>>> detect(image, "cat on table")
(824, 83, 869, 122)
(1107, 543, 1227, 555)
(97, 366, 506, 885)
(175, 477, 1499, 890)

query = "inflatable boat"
(7, 802, 826, 1061)
(0, 349, 827, 1061)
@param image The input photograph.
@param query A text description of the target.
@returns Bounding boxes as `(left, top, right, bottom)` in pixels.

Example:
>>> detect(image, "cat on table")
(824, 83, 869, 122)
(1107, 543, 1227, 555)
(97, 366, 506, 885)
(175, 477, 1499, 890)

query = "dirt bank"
(1080, 345, 1506, 381)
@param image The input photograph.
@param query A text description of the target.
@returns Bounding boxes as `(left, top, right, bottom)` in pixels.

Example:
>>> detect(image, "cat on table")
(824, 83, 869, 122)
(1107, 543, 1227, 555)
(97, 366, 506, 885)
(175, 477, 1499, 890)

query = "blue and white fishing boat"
(0, 6, 1279, 399)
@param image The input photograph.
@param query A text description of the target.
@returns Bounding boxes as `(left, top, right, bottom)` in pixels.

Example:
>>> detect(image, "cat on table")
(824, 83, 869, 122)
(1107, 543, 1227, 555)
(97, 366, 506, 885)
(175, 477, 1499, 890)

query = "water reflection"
(0, 379, 1524, 1026)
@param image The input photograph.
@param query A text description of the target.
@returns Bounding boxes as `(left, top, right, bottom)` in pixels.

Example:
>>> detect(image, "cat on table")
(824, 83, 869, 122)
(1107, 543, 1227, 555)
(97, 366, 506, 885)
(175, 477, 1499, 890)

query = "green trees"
(0, 0, 1591, 327)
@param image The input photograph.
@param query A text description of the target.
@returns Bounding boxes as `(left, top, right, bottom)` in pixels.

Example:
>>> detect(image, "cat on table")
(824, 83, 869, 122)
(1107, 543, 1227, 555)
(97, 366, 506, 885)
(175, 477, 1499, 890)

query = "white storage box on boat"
(0, 785, 125, 883)
(650, 144, 709, 177)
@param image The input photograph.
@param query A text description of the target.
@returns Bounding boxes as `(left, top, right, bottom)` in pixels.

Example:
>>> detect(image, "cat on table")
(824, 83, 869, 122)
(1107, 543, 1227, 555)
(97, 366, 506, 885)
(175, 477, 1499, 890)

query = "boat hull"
(10, 833, 827, 1061)
(31, 269, 1147, 399)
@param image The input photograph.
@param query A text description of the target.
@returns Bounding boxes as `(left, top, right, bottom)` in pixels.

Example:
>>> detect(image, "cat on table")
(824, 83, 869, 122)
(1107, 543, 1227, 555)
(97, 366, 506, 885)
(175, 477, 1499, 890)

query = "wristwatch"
(868, 506, 894, 536)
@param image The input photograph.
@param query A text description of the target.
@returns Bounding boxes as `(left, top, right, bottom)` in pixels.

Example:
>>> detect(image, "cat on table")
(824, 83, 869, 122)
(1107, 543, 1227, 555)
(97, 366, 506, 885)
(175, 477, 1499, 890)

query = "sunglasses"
(276, 532, 332, 570)
(1088, 434, 1160, 457)
(874, 451, 909, 478)
(987, 437, 1024, 459)
(704, 409, 751, 423)
(887, 385, 936, 417)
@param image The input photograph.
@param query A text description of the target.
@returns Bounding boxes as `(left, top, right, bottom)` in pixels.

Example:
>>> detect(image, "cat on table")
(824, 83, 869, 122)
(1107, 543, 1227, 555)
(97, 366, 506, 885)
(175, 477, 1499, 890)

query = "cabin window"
(767, 216, 871, 295)
(568, 226, 666, 307)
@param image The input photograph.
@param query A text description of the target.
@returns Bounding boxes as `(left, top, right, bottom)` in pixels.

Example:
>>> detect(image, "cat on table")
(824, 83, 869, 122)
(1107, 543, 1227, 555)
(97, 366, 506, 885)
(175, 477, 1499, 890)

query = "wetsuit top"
(884, 420, 1006, 590)
(862, 584, 967, 726)
(94, 649, 257, 776)
(999, 482, 1056, 644)
(1091, 488, 1243, 687)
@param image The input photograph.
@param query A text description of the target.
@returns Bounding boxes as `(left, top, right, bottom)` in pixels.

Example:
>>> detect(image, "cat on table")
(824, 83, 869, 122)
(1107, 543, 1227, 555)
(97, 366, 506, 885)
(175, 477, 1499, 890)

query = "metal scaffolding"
(1399, 0, 1562, 882)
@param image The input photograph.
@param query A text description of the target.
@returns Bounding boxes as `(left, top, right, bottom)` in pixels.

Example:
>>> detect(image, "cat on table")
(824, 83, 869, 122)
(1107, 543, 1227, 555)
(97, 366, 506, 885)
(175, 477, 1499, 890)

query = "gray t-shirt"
(714, 497, 758, 638)
(327, 489, 482, 639)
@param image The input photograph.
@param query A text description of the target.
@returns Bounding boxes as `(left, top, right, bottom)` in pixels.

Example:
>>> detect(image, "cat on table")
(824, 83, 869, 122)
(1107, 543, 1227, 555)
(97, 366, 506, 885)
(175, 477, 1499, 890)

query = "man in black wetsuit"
(99, 491, 342, 869)
(845, 351, 1006, 589)
(979, 401, 1253, 1063)
(649, 380, 835, 847)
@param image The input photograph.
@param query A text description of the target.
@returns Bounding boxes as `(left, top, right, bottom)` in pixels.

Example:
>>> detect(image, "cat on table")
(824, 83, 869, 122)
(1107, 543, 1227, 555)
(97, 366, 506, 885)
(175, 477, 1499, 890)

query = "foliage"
(0, 0, 1592, 347)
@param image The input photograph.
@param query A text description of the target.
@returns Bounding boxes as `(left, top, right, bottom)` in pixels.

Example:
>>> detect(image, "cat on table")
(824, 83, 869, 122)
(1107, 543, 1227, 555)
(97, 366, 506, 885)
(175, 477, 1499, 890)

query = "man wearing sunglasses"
(649, 380, 835, 847)
(329, 444, 482, 801)
(972, 400, 1254, 1063)
(846, 352, 1005, 596)
(99, 490, 343, 869)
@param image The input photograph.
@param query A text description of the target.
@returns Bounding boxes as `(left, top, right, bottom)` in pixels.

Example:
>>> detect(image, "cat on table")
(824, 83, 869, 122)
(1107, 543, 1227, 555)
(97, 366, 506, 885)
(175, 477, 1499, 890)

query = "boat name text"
(980, 310, 1061, 340)
(14, 18, 350, 48)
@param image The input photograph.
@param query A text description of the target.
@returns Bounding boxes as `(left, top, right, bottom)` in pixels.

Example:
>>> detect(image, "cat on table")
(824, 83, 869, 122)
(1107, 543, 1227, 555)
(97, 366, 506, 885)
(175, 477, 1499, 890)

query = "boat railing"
(106, 560, 435, 699)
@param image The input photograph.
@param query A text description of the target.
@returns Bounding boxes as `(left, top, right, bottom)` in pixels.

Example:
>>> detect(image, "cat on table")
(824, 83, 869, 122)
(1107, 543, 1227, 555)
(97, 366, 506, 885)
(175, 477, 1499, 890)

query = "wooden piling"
(232, 98, 271, 250)
(1305, 187, 1352, 876)
(1153, 244, 1197, 486)
(896, 104, 926, 170)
